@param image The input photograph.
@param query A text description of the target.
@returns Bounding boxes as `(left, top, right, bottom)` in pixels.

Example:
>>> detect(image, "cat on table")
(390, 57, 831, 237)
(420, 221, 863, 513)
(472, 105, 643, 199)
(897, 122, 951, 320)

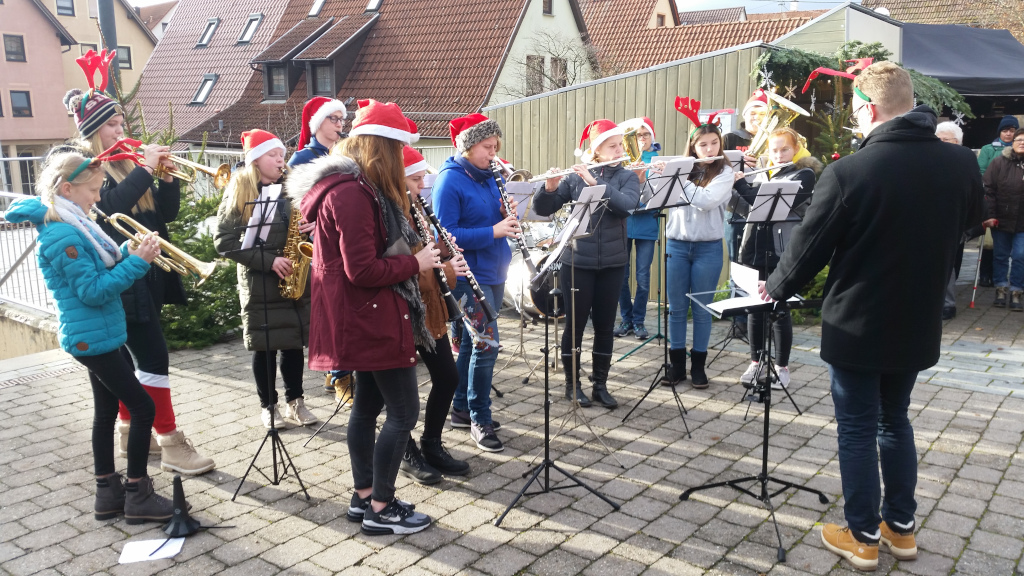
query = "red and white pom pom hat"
(742, 89, 769, 116)
(241, 129, 285, 166)
(298, 97, 347, 151)
(449, 113, 503, 153)
(620, 117, 655, 140)
(348, 99, 420, 143)
(402, 146, 432, 176)
(575, 119, 625, 163)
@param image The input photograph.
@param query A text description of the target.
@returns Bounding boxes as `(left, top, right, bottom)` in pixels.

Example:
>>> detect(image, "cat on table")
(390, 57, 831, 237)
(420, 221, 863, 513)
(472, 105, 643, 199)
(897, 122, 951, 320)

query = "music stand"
(619, 159, 693, 433)
(228, 191, 309, 501)
(494, 192, 620, 526)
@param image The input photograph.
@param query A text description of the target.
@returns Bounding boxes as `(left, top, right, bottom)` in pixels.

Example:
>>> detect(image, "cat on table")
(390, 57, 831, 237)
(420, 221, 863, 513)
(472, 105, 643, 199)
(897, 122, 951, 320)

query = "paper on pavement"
(118, 538, 184, 563)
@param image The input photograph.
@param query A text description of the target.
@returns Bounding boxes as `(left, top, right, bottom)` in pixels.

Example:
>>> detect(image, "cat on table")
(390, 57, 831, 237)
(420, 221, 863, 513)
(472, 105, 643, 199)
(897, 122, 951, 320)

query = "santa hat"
(241, 129, 285, 166)
(348, 99, 420, 143)
(449, 113, 502, 153)
(620, 117, 655, 141)
(403, 146, 432, 176)
(742, 89, 769, 116)
(575, 119, 625, 163)
(298, 97, 347, 151)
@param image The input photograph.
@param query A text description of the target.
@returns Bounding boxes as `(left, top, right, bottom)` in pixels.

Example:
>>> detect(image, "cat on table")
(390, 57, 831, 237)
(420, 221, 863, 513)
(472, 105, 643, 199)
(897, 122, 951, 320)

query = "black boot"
(979, 248, 994, 287)
(95, 473, 125, 520)
(420, 436, 470, 476)
(590, 353, 618, 409)
(690, 350, 709, 389)
(562, 354, 591, 407)
(661, 348, 688, 386)
(400, 438, 442, 485)
(124, 476, 175, 525)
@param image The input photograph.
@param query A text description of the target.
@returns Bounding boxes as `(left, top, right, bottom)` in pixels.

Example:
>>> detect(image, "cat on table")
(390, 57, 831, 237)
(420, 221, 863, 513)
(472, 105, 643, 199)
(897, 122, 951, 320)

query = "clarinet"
(417, 195, 499, 324)
(489, 160, 537, 275)
(408, 192, 464, 322)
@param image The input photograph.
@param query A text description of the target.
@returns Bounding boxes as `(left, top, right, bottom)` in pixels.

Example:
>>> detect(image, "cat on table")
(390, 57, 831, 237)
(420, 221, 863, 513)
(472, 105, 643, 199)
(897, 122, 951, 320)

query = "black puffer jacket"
(532, 163, 640, 270)
(96, 167, 187, 323)
(983, 146, 1024, 233)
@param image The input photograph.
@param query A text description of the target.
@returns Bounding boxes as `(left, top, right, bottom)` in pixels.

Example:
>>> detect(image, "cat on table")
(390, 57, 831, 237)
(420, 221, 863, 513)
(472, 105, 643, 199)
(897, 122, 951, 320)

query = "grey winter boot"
(124, 476, 175, 525)
(94, 473, 126, 520)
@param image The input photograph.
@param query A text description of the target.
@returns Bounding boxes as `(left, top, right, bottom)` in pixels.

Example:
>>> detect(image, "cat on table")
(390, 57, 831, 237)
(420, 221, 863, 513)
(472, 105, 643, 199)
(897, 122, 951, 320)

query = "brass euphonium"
(746, 89, 811, 162)
(280, 209, 313, 300)
(91, 206, 218, 285)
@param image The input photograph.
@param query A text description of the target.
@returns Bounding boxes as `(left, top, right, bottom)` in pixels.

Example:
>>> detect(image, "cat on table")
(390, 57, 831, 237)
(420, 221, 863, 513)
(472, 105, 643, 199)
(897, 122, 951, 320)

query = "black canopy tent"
(901, 23, 1024, 97)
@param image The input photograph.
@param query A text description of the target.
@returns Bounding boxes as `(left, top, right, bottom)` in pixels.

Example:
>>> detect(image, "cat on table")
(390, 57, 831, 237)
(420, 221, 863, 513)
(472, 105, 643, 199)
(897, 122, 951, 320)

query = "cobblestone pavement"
(1, 281, 1022, 576)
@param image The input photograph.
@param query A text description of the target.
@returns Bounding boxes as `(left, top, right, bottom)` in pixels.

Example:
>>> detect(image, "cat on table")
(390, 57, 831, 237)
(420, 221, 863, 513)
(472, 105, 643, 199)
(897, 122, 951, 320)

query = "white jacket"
(665, 163, 735, 242)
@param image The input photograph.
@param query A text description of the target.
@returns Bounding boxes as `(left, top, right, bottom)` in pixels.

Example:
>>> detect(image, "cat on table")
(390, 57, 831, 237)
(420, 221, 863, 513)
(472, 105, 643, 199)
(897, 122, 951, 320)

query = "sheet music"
(551, 185, 604, 243)
(420, 173, 438, 205)
(724, 150, 749, 174)
(506, 182, 548, 221)
(241, 185, 281, 249)
(730, 263, 760, 298)
(640, 158, 693, 208)
(747, 180, 802, 223)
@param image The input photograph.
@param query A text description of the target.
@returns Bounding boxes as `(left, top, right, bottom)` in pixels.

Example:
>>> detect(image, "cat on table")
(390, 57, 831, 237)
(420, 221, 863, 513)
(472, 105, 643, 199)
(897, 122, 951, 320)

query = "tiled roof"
(252, 17, 336, 63)
(134, 0, 288, 138)
(747, 9, 827, 21)
(677, 7, 745, 26)
(138, 0, 178, 31)
(294, 13, 378, 60)
(177, 0, 536, 145)
(580, 0, 811, 72)
(860, 0, 995, 25)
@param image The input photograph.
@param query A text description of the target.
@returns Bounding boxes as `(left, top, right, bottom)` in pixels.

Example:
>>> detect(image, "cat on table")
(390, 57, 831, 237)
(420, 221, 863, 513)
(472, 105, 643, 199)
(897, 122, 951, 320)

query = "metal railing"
(0, 157, 43, 209)
(0, 192, 55, 314)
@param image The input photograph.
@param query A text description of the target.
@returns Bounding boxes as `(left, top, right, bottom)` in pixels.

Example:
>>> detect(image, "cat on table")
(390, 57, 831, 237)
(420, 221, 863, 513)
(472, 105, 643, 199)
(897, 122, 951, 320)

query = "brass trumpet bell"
(156, 156, 231, 189)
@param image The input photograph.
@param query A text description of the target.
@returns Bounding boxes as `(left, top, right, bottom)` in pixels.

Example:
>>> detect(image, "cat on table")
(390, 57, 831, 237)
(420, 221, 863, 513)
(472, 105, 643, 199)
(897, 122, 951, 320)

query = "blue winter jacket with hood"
(5, 196, 150, 356)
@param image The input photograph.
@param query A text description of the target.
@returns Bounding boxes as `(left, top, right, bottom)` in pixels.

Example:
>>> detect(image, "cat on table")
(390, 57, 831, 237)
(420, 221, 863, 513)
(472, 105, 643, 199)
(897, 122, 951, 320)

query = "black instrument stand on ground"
(230, 194, 309, 501)
(494, 270, 619, 526)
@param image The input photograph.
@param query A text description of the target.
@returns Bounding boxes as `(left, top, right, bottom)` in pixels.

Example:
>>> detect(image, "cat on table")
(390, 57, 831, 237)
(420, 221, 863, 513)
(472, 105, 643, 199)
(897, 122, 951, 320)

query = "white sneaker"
(772, 366, 790, 390)
(740, 362, 760, 386)
(283, 398, 318, 426)
(261, 404, 286, 429)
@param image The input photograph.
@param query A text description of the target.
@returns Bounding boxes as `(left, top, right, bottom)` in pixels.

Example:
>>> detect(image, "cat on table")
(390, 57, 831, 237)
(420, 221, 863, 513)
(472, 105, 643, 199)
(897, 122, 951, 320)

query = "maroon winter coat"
(287, 155, 420, 372)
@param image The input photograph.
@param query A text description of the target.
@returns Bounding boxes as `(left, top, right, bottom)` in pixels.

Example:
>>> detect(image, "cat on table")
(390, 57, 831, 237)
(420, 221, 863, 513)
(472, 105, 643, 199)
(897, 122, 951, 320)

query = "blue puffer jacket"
(5, 197, 150, 356)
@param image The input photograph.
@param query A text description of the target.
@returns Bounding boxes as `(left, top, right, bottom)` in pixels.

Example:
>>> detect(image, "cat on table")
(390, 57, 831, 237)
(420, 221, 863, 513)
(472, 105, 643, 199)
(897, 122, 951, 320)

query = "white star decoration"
(824, 102, 835, 114)
(760, 67, 775, 89)
(784, 81, 797, 100)
(810, 89, 816, 112)
(953, 110, 966, 126)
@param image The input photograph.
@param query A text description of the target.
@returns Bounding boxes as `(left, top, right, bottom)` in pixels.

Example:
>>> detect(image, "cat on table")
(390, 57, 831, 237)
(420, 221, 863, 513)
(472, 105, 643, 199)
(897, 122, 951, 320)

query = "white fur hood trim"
(284, 154, 361, 209)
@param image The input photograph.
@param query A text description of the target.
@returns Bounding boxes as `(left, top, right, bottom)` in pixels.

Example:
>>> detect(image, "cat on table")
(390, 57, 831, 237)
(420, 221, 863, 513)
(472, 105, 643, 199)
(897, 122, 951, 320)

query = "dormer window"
(309, 0, 327, 17)
(238, 13, 264, 44)
(312, 64, 333, 96)
(656, 14, 665, 27)
(190, 74, 218, 105)
(268, 66, 287, 97)
(365, 0, 381, 12)
(196, 18, 219, 47)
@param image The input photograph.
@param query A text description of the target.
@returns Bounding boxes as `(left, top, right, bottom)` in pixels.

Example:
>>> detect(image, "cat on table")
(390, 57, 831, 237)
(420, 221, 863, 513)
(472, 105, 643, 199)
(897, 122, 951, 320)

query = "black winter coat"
(983, 147, 1024, 233)
(96, 166, 187, 323)
(532, 163, 640, 270)
(765, 106, 984, 373)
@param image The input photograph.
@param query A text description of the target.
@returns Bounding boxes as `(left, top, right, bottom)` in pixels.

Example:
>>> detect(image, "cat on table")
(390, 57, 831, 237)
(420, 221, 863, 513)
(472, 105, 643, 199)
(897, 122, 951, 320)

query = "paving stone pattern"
(1, 281, 1022, 575)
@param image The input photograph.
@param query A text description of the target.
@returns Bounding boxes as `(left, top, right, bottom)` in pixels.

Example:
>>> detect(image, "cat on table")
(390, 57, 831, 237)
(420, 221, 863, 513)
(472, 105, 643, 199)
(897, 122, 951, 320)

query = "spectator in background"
(983, 128, 1024, 311)
(975, 115, 1019, 287)
(935, 121, 971, 320)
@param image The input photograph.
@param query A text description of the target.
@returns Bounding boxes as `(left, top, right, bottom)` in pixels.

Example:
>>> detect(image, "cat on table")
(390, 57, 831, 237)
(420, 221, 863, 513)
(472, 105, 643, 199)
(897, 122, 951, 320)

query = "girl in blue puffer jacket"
(5, 151, 181, 525)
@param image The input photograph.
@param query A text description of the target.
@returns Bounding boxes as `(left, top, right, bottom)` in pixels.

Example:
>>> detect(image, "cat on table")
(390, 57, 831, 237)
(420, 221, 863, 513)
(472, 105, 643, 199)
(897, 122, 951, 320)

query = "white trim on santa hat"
(245, 138, 285, 166)
(590, 125, 626, 152)
(308, 99, 348, 140)
(350, 123, 419, 143)
(404, 160, 431, 176)
(620, 118, 655, 140)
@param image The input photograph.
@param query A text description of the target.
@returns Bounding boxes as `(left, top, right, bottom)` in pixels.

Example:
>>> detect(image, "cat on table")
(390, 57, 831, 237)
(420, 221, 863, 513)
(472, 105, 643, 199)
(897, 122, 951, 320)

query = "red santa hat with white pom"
(403, 146, 432, 176)
(619, 117, 655, 140)
(297, 97, 347, 151)
(242, 129, 286, 167)
(575, 119, 626, 163)
(348, 99, 420, 143)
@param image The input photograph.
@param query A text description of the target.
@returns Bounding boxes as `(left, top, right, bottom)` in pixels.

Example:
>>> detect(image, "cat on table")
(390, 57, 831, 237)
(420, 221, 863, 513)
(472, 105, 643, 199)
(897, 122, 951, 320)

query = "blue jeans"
(991, 229, 1024, 291)
(450, 281, 502, 426)
(666, 239, 722, 352)
(829, 365, 918, 540)
(618, 238, 656, 326)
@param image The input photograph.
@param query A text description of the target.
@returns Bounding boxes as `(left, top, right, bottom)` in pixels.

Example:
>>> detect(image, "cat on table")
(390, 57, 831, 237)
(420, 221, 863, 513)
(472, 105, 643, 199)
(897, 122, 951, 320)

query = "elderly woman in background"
(935, 121, 972, 320)
(983, 127, 1024, 311)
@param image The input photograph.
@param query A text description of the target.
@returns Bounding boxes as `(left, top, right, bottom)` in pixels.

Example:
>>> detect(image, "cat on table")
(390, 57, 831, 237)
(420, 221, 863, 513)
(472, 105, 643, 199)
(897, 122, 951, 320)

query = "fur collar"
(795, 156, 825, 177)
(284, 153, 360, 208)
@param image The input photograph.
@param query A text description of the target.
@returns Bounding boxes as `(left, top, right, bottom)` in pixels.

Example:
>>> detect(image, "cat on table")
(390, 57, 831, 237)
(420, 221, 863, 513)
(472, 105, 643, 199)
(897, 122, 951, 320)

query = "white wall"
(153, 3, 177, 41)
(847, 8, 901, 61)
(486, 0, 591, 107)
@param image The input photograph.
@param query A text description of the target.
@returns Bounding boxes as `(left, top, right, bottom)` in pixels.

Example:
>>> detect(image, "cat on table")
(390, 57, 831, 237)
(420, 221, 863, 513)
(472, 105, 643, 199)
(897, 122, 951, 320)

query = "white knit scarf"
(52, 196, 122, 268)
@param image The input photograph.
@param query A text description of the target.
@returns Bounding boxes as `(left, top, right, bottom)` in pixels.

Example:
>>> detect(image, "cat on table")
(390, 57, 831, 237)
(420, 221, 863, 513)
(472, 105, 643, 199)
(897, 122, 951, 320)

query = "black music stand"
(229, 193, 309, 501)
(620, 159, 693, 432)
(495, 196, 619, 527)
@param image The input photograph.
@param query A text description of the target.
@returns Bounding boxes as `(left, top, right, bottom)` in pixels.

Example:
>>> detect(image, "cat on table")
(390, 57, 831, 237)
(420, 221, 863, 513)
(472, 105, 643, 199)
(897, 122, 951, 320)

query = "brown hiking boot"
(1010, 290, 1023, 312)
(157, 430, 215, 475)
(94, 473, 125, 520)
(994, 286, 1009, 307)
(880, 521, 917, 560)
(124, 476, 175, 525)
(334, 372, 354, 406)
(821, 523, 879, 572)
(116, 420, 159, 457)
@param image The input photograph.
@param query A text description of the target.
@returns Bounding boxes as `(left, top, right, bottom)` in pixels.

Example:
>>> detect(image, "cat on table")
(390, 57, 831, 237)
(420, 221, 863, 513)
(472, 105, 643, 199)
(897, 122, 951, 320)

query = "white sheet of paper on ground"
(118, 538, 184, 563)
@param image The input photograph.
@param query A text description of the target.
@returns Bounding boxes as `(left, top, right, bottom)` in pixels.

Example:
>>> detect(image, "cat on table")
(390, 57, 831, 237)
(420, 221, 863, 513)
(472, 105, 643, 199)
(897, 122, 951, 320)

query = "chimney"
(789, 1, 799, 10)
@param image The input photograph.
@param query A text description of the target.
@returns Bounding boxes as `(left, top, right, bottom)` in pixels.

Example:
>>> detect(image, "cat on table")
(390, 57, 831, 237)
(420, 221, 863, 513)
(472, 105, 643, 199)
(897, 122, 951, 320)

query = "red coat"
(291, 157, 420, 372)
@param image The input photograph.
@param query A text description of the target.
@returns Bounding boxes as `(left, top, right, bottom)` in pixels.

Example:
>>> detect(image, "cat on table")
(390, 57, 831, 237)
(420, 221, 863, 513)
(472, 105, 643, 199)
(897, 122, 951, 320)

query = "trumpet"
(157, 155, 232, 189)
(91, 206, 218, 285)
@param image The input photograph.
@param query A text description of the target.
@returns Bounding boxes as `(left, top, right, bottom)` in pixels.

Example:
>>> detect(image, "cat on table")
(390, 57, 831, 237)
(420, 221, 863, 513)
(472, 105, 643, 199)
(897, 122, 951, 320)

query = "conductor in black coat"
(757, 62, 983, 568)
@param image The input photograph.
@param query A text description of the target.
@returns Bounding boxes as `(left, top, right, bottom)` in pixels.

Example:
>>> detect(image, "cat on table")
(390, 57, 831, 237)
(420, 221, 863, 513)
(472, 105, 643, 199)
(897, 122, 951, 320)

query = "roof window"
(309, 0, 327, 17)
(238, 13, 264, 44)
(365, 0, 381, 12)
(190, 74, 218, 105)
(196, 18, 219, 47)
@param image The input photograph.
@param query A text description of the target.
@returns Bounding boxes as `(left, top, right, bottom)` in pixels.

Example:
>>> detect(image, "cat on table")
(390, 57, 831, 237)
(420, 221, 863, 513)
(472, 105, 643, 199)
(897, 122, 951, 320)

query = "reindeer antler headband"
(675, 96, 734, 139)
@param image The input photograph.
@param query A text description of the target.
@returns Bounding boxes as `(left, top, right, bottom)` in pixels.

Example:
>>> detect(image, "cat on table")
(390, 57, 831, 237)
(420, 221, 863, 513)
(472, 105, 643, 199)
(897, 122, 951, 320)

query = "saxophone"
(279, 209, 313, 300)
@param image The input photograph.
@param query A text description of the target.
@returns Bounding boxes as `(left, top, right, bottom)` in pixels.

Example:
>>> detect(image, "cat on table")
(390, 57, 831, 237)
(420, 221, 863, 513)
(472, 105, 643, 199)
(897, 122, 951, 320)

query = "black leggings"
(251, 349, 305, 408)
(77, 349, 156, 479)
(123, 301, 169, 376)
(417, 335, 459, 440)
(748, 310, 793, 366)
(560, 265, 625, 359)
(348, 367, 420, 503)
